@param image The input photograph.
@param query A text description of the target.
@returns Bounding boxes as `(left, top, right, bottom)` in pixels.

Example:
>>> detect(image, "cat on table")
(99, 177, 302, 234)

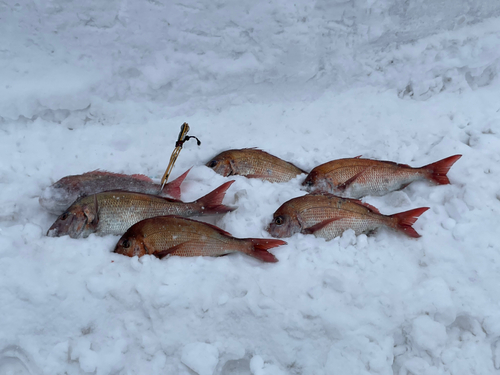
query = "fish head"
(114, 234, 148, 257)
(302, 171, 332, 193)
(302, 171, 319, 191)
(46, 201, 99, 238)
(206, 152, 234, 177)
(267, 208, 301, 238)
(39, 185, 77, 215)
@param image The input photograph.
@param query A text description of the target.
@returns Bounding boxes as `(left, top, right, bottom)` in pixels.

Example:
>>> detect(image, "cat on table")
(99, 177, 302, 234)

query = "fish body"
(39, 169, 190, 214)
(47, 181, 235, 238)
(114, 216, 286, 262)
(206, 148, 306, 183)
(302, 155, 462, 198)
(267, 194, 429, 240)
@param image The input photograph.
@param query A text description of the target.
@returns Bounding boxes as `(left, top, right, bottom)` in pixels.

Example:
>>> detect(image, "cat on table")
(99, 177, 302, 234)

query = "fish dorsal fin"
(167, 216, 234, 237)
(349, 199, 380, 213)
(130, 174, 154, 182)
(196, 221, 233, 237)
(378, 160, 412, 169)
(302, 218, 343, 234)
(95, 189, 183, 203)
(350, 158, 412, 169)
(83, 170, 153, 182)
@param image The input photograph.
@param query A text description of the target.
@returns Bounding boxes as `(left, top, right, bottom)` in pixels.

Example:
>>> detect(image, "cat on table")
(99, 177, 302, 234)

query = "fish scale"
(146, 230, 237, 257)
(92, 193, 198, 235)
(310, 162, 424, 198)
(299, 200, 390, 234)
(239, 156, 296, 183)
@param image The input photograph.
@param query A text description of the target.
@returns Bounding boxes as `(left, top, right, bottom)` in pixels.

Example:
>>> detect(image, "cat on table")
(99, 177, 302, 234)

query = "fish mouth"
(46, 227, 58, 237)
(266, 224, 281, 238)
(46, 213, 88, 238)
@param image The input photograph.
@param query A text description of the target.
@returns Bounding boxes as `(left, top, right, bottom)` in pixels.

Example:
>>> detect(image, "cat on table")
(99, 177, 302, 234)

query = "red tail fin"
(163, 168, 191, 199)
(196, 181, 236, 215)
(245, 238, 287, 262)
(391, 207, 429, 238)
(422, 155, 461, 185)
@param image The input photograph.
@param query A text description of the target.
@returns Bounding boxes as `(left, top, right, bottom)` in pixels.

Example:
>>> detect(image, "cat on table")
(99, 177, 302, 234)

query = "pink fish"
(40, 169, 190, 214)
(267, 193, 429, 240)
(303, 155, 462, 198)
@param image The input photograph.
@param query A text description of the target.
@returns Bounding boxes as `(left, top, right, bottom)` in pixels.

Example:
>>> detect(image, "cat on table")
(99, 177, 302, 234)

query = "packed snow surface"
(1, 0, 500, 374)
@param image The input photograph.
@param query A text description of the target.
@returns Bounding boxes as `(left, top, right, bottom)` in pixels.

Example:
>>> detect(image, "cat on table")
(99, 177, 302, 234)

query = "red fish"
(40, 169, 190, 214)
(206, 148, 306, 182)
(114, 216, 287, 262)
(267, 193, 429, 240)
(302, 155, 462, 198)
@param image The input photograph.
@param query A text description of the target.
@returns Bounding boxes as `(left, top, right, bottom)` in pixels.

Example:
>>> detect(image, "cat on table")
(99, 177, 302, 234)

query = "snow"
(181, 342, 219, 375)
(1, 0, 500, 374)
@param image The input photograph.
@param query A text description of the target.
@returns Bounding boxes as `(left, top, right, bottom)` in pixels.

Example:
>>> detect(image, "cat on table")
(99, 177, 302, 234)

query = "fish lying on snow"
(302, 155, 462, 199)
(267, 193, 429, 240)
(114, 216, 286, 262)
(47, 181, 235, 238)
(39, 169, 190, 214)
(206, 148, 306, 183)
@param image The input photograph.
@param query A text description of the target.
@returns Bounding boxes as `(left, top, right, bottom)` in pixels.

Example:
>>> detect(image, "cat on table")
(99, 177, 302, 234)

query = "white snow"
(181, 342, 219, 375)
(1, 0, 500, 374)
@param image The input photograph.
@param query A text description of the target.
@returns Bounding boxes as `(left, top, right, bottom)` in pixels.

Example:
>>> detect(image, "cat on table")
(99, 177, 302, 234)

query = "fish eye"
(274, 216, 284, 225)
(61, 212, 69, 220)
(122, 240, 131, 248)
(207, 160, 218, 168)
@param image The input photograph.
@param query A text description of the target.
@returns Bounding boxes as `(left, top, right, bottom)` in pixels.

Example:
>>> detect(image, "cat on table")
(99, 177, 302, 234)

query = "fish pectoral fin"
(337, 167, 371, 191)
(155, 244, 183, 259)
(302, 218, 343, 234)
(347, 198, 381, 214)
(155, 242, 193, 259)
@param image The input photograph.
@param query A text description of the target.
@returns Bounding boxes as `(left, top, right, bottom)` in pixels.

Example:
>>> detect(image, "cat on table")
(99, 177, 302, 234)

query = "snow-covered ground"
(1, 0, 500, 374)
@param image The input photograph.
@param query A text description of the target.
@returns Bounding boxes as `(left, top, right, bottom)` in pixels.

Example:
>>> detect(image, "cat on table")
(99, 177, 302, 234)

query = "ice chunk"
(181, 342, 219, 375)
(410, 278, 456, 325)
(411, 316, 447, 356)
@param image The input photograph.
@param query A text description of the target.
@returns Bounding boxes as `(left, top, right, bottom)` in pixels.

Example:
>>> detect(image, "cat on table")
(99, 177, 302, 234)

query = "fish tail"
(390, 207, 430, 238)
(164, 168, 191, 199)
(196, 181, 236, 214)
(422, 155, 462, 185)
(243, 239, 287, 262)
